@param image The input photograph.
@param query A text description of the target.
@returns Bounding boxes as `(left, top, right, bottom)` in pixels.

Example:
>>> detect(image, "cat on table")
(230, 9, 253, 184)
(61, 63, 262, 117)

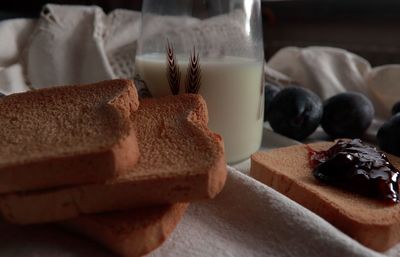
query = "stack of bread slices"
(0, 79, 227, 257)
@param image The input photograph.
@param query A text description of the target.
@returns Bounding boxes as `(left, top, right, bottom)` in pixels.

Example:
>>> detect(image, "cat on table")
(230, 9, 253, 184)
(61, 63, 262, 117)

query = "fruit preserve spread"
(308, 139, 400, 203)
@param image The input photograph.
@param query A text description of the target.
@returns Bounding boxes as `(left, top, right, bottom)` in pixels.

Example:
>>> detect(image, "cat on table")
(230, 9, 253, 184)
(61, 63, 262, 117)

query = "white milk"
(136, 54, 264, 163)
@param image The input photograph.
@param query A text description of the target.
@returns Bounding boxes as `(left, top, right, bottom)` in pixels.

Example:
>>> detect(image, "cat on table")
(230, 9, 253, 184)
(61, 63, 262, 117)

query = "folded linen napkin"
(0, 4, 400, 257)
(0, 5, 141, 93)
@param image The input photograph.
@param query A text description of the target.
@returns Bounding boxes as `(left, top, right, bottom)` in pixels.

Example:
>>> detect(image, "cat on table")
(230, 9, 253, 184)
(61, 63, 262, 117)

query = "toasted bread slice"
(62, 203, 188, 257)
(0, 79, 139, 193)
(0, 94, 227, 224)
(251, 142, 400, 251)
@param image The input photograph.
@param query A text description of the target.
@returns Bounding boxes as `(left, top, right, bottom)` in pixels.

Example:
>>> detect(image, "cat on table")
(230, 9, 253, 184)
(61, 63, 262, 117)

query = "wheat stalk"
(166, 40, 180, 95)
(185, 47, 201, 94)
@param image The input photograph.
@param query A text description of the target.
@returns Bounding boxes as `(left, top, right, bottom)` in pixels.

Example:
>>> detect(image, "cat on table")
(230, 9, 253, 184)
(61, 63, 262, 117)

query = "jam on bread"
(308, 139, 400, 203)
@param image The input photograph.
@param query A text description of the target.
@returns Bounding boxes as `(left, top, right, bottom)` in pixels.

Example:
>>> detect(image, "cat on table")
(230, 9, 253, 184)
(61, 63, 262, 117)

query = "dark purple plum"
(391, 101, 400, 116)
(266, 86, 323, 140)
(321, 92, 374, 139)
(377, 114, 400, 156)
(264, 82, 281, 121)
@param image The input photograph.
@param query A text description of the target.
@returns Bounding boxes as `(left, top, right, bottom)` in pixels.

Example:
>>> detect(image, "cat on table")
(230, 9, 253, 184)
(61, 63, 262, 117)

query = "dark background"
(1, 0, 400, 66)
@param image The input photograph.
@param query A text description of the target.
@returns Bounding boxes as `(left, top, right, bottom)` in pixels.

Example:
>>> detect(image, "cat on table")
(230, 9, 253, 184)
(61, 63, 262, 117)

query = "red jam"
(308, 139, 400, 203)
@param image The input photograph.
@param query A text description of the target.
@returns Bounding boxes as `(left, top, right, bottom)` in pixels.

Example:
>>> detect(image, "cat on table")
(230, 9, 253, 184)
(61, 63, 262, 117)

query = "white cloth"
(0, 4, 399, 257)
(0, 5, 141, 93)
(149, 166, 387, 257)
(0, 18, 35, 94)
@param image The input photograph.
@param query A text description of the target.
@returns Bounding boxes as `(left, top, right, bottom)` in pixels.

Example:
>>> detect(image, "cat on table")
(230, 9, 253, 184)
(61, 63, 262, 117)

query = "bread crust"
(0, 79, 140, 193)
(0, 94, 227, 224)
(250, 142, 400, 251)
(62, 203, 188, 257)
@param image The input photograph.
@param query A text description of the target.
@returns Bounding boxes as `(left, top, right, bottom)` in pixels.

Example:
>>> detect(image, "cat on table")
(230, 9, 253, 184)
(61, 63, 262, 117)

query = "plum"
(377, 114, 400, 156)
(391, 101, 400, 116)
(263, 83, 281, 121)
(266, 86, 323, 140)
(321, 92, 374, 139)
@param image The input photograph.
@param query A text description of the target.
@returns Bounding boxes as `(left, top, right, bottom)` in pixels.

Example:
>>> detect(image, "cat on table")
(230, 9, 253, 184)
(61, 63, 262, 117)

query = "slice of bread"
(62, 203, 188, 257)
(0, 79, 140, 194)
(0, 94, 227, 224)
(251, 142, 400, 251)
